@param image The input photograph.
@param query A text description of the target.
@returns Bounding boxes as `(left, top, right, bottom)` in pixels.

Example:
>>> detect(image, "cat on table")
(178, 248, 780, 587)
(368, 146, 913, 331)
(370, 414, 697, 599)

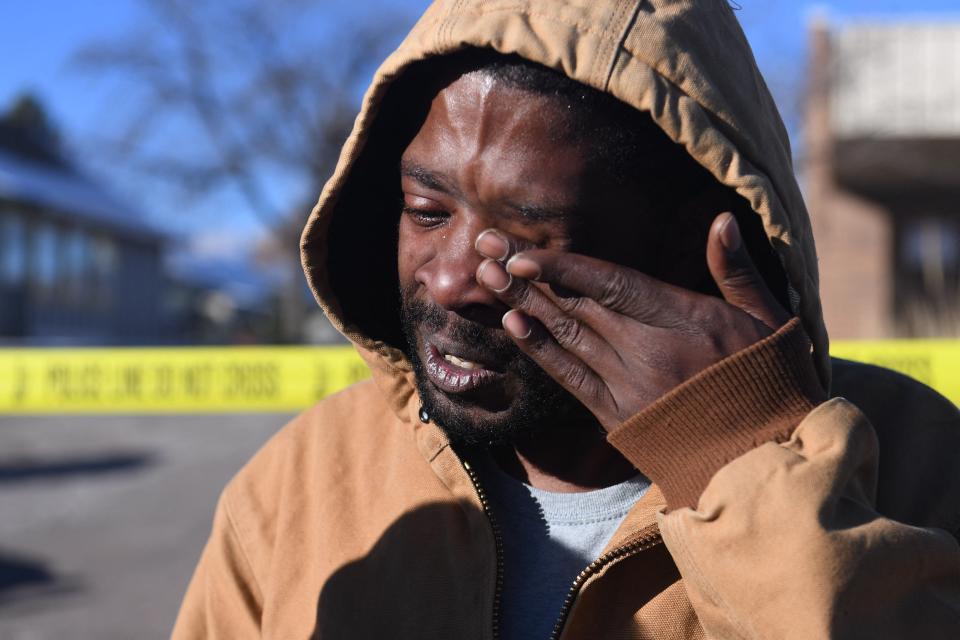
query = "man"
(174, 1, 960, 638)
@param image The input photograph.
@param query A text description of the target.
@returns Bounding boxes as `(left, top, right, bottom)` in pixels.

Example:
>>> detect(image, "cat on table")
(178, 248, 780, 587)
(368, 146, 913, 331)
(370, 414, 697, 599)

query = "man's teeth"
(444, 354, 481, 370)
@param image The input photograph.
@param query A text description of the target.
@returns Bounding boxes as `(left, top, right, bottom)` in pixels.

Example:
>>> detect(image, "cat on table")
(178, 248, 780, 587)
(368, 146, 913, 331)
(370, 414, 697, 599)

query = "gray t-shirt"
(470, 454, 650, 640)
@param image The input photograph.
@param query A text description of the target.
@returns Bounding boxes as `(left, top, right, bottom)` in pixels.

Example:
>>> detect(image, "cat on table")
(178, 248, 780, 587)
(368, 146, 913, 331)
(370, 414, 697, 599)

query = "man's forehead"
(417, 71, 581, 144)
(401, 76, 599, 193)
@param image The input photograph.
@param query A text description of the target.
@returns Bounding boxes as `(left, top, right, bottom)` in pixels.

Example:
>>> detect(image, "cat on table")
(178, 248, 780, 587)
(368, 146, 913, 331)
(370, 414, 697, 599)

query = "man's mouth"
(443, 353, 482, 369)
(423, 341, 503, 394)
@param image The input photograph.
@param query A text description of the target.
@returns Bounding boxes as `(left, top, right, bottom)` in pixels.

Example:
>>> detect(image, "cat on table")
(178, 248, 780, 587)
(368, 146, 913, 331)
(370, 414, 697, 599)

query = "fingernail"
(477, 259, 512, 292)
(506, 255, 541, 280)
(720, 213, 742, 253)
(475, 229, 510, 260)
(502, 309, 532, 339)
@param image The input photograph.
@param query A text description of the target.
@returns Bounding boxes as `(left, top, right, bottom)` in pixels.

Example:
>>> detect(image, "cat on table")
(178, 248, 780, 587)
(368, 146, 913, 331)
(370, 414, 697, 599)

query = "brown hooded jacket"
(173, 1, 960, 638)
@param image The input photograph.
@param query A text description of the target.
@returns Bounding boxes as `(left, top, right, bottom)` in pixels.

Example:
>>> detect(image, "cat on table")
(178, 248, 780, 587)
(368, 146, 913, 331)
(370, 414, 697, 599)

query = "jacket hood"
(301, 0, 829, 415)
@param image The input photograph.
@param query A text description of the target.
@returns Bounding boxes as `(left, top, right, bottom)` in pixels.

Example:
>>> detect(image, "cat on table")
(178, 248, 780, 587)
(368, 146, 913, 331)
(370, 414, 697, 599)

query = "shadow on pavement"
(0, 551, 80, 608)
(0, 452, 155, 484)
(0, 553, 56, 593)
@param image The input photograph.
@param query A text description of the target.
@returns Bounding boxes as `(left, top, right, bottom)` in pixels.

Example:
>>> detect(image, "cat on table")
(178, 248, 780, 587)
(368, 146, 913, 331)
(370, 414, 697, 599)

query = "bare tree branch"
(71, 0, 410, 340)
(72, 0, 405, 231)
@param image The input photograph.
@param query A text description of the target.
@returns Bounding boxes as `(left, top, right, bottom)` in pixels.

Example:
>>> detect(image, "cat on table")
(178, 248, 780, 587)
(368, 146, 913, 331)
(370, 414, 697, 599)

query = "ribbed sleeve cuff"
(607, 318, 827, 511)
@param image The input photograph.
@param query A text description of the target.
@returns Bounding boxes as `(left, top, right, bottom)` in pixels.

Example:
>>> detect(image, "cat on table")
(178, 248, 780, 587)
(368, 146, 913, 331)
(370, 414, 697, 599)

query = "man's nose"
(414, 224, 502, 313)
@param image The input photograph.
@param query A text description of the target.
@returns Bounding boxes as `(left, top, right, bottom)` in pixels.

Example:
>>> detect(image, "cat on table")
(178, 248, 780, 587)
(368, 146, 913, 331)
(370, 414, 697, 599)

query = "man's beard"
(400, 289, 589, 446)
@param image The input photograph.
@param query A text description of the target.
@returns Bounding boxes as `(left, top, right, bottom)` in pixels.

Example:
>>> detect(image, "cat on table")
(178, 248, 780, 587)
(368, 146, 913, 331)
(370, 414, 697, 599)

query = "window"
(897, 216, 960, 336)
(60, 228, 93, 304)
(0, 210, 25, 286)
(901, 218, 959, 289)
(31, 220, 59, 296)
(93, 234, 117, 306)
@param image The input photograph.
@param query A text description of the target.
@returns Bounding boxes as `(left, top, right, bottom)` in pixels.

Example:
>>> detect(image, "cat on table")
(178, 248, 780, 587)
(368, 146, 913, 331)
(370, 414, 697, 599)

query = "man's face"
(398, 71, 666, 445)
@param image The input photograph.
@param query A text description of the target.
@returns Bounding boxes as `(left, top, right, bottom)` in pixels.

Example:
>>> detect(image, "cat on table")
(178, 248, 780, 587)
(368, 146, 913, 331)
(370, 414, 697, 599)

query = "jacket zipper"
(548, 528, 664, 640)
(462, 459, 504, 640)
(463, 453, 663, 640)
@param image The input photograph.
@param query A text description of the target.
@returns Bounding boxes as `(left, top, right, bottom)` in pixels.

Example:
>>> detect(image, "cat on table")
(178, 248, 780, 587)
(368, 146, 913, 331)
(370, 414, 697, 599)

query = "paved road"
(0, 413, 292, 640)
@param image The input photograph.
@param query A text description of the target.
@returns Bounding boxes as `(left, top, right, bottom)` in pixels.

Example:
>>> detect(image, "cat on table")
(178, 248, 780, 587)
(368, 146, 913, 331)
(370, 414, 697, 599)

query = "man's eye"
(402, 206, 448, 227)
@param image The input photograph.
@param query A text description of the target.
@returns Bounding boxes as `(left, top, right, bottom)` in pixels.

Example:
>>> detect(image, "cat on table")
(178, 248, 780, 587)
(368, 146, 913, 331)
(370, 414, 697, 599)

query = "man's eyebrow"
(508, 202, 573, 223)
(401, 160, 571, 223)
(400, 161, 460, 197)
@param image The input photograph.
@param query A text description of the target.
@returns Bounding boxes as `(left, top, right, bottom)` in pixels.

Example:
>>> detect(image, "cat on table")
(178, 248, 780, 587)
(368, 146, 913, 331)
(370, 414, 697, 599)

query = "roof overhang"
(833, 136, 960, 205)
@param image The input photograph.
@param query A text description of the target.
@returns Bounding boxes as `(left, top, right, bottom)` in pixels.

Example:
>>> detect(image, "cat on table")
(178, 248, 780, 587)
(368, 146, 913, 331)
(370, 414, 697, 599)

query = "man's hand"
(474, 212, 792, 433)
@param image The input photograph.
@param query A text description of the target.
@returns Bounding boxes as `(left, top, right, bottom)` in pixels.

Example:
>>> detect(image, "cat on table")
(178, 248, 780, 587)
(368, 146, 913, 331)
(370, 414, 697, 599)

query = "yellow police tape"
(0, 340, 956, 414)
(0, 345, 372, 414)
(828, 339, 959, 406)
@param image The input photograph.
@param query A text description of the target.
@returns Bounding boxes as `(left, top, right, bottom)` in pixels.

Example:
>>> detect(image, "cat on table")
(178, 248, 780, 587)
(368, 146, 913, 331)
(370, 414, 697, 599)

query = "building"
(804, 19, 960, 339)
(0, 97, 166, 345)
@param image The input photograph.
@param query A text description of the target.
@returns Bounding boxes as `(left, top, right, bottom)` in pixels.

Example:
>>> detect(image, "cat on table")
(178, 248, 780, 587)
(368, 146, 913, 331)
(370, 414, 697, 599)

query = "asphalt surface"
(0, 413, 292, 640)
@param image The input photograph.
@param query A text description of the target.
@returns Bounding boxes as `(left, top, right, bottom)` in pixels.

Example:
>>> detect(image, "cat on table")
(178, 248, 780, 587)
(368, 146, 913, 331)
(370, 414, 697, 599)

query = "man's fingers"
(502, 248, 687, 325)
(705, 212, 790, 329)
(476, 259, 618, 364)
(476, 255, 620, 424)
(476, 229, 536, 263)
(476, 227, 670, 323)
(501, 309, 616, 422)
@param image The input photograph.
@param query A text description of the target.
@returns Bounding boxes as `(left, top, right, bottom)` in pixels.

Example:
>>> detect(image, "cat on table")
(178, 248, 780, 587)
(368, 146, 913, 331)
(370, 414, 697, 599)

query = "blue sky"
(5, 1, 959, 137)
(2, 1, 959, 275)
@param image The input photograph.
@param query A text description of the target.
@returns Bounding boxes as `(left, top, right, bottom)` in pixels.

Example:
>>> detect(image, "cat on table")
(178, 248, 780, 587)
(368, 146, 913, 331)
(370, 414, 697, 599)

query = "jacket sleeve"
(608, 318, 960, 638)
(171, 489, 263, 639)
